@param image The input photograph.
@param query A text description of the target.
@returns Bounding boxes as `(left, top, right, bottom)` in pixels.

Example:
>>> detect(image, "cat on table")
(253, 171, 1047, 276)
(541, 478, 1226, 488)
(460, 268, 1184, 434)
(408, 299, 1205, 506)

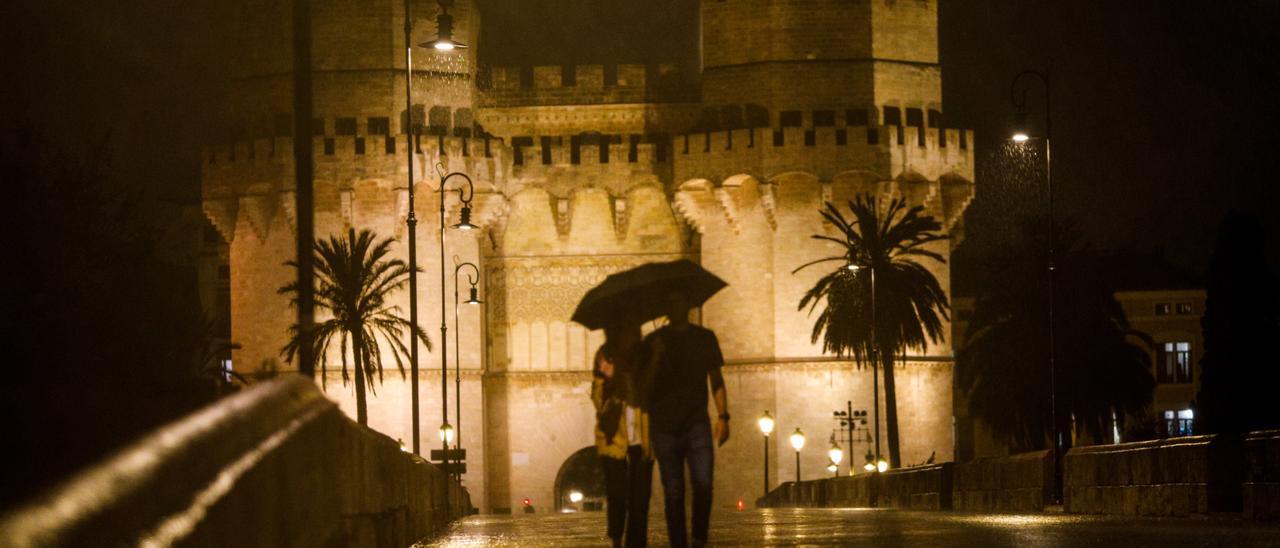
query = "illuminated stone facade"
(203, 0, 974, 513)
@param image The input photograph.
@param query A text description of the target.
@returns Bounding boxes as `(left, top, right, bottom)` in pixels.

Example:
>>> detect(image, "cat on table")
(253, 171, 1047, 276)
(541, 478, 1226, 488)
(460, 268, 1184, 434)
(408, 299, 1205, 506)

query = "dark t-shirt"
(646, 324, 724, 435)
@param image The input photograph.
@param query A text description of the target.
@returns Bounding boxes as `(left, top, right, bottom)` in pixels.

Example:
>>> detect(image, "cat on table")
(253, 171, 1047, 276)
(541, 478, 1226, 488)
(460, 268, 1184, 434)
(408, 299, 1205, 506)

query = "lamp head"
(451, 205, 477, 230)
(789, 428, 806, 451)
(568, 490, 584, 503)
(877, 459, 889, 473)
(827, 462, 839, 473)
(465, 286, 482, 305)
(758, 411, 775, 435)
(439, 423, 455, 444)
(828, 443, 844, 465)
(1011, 110, 1031, 142)
(419, 1, 469, 51)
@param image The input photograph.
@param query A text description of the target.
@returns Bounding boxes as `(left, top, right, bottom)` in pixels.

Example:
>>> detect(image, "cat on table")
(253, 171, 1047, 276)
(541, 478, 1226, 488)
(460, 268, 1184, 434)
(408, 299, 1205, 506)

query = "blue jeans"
(651, 419, 714, 548)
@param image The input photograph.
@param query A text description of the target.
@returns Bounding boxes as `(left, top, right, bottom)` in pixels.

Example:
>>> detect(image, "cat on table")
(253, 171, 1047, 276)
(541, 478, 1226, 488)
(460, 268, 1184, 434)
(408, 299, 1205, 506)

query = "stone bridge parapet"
(0, 377, 470, 547)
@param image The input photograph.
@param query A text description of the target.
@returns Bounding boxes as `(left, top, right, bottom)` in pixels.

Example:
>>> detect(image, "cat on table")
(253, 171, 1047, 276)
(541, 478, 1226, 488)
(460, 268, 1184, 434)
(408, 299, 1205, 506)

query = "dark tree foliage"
(0, 130, 214, 509)
(280, 229, 431, 426)
(1197, 213, 1280, 434)
(796, 195, 951, 468)
(956, 218, 1154, 452)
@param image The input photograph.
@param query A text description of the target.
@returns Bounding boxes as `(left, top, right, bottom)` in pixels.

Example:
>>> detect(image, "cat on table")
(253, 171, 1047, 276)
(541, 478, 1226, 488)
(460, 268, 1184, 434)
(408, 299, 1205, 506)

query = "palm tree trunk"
(351, 328, 368, 426)
(882, 351, 902, 468)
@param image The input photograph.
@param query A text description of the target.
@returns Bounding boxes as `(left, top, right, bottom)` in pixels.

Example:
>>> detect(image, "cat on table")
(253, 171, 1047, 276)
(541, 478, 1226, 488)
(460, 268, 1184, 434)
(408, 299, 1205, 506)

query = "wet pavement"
(422, 507, 1280, 547)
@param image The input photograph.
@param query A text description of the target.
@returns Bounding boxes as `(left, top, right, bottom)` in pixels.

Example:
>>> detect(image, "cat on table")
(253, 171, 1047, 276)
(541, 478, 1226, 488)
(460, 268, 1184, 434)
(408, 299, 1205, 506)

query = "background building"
(953, 252, 1204, 460)
(203, 0, 974, 513)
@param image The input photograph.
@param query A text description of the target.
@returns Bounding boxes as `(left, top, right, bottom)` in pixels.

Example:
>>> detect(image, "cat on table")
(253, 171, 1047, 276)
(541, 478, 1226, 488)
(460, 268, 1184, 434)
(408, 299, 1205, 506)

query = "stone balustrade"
(0, 377, 470, 547)
(953, 450, 1054, 512)
(1064, 435, 1241, 517)
(758, 463, 953, 510)
(1244, 429, 1280, 520)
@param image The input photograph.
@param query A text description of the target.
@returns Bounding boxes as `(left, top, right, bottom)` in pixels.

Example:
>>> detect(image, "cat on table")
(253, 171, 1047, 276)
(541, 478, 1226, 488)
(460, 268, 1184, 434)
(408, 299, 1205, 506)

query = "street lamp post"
(405, 0, 466, 458)
(833, 402, 866, 476)
(758, 411, 775, 497)
(452, 258, 482, 464)
(403, 0, 422, 457)
(790, 428, 806, 482)
(1011, 68, 1059, 503)
(848, 262, 881, 470)
(435, 170, 476, 491)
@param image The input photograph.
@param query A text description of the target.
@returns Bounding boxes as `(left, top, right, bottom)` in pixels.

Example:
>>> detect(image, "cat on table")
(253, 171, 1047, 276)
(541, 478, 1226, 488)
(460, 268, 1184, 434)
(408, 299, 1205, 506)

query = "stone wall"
(221, 0, 479, 138)
(823, 475, 876, 508)
(758, 463, 952, 510)
(878, 463, 953, 510)
(1064, 435, 1242, 517)
(700, 0, 940, 113)
(1245, 429, 1280, 520)
(0, 377, 469, 547)
(953, 450, 1053, 512)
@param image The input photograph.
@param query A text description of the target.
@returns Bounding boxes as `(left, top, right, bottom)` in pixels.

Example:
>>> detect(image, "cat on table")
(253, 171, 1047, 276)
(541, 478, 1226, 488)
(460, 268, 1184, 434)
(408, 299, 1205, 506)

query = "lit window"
(1176, 303, 1193, 314)
(1156, 342, 1193, 384)
(1155, 303, 1172, 316)
(1163, 408, 1194, 437)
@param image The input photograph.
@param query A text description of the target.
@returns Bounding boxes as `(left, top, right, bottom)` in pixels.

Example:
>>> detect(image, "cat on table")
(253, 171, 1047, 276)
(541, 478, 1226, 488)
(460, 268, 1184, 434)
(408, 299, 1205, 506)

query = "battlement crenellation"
(673, 124, 974, 184)
(479, 63, 697, 107)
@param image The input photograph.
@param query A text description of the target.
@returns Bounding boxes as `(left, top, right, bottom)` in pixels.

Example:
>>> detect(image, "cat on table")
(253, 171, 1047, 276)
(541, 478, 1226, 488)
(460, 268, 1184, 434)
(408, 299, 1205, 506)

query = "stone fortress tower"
(203, 0, 973, 513)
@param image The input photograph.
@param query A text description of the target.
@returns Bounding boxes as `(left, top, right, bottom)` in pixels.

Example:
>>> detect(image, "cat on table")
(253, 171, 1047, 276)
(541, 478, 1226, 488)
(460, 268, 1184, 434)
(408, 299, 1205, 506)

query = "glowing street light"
(790, 428, 806, 482)
(568, 490, 584, 504)
(758, 411, 776, 436)
(828, 436, 844, 476)
(439, 423, 455, 445)
(419, 0, 469, 51)
(758, 411, 775, 497)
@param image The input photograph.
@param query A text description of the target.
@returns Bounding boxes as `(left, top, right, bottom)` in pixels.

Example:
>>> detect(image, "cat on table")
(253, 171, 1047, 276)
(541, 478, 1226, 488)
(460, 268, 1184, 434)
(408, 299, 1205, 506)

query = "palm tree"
(281, 228, 431, 426)
(796, 195, 951, 468)
(956, 219, 1153, 451)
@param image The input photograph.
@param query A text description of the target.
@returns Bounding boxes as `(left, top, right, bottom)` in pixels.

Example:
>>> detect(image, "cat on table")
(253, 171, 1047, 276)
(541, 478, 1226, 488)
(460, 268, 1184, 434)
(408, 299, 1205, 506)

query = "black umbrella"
(571, 259, 728, 330)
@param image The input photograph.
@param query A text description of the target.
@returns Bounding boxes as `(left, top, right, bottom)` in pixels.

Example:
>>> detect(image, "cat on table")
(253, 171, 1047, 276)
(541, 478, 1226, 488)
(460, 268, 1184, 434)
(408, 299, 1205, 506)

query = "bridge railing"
(0, 376, 469, 547)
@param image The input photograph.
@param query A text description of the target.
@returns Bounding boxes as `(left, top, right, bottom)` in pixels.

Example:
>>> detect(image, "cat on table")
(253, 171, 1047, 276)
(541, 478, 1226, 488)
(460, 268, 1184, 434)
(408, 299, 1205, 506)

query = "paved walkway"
(423, 508, 1280, 547)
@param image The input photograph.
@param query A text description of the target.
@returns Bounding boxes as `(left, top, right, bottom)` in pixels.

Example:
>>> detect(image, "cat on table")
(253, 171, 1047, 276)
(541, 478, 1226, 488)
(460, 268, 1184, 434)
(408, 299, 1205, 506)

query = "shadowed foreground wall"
(0, 377, 469, 547)
(1064, 435, 1241, 517)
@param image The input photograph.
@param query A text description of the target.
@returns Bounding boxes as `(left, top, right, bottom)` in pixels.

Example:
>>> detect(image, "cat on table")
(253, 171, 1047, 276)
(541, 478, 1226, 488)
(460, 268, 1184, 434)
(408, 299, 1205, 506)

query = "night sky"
(4, 0, 1278, 277)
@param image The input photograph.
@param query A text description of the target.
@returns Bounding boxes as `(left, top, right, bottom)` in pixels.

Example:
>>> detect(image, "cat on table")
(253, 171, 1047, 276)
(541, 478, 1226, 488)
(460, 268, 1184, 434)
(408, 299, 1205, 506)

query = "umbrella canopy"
(571, 259, 727, 330)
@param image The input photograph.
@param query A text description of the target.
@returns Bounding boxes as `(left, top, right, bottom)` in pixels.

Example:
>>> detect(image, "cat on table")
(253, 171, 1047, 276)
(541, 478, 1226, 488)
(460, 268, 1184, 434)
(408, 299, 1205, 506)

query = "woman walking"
(592, 320, 658, 548)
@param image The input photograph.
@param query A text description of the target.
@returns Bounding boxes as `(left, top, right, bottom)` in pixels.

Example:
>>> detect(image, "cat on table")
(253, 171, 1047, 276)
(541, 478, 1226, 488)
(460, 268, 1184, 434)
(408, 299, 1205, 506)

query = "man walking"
(646, 291, 729, 548)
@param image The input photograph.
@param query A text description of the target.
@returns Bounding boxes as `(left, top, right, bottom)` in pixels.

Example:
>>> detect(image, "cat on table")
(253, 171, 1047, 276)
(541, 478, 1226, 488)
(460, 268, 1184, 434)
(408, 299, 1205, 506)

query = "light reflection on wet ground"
(422, 507, 1280, 547)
